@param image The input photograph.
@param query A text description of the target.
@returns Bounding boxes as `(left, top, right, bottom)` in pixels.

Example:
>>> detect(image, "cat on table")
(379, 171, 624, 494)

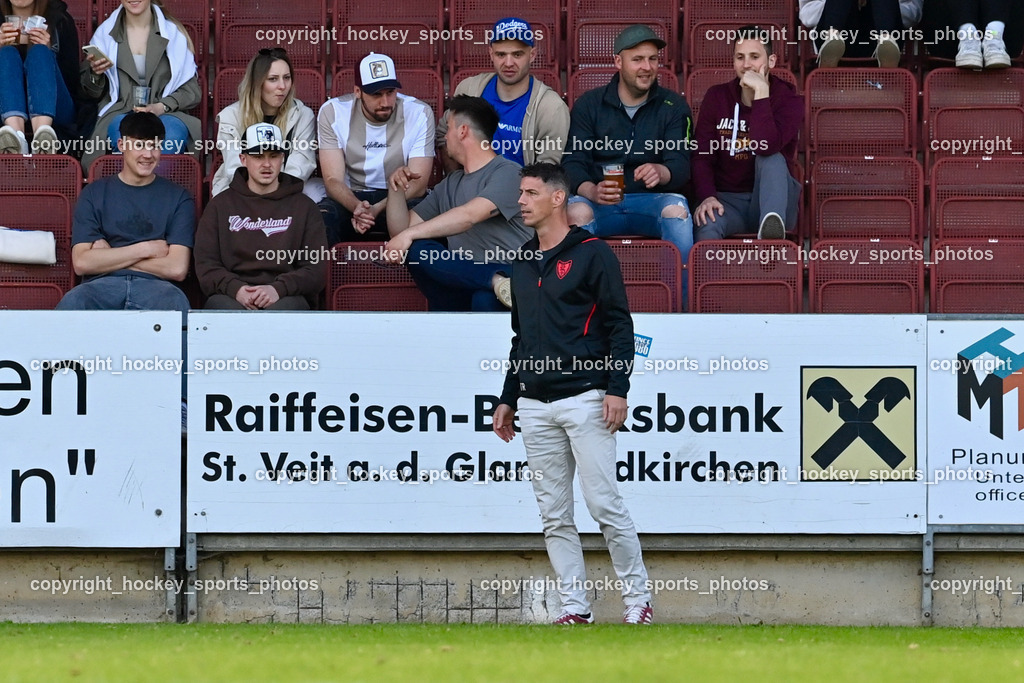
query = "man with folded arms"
(57, 112, 193, 312)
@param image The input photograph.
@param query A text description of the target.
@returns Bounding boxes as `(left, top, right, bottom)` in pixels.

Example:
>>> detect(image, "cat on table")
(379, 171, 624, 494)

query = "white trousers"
(519, 389, 651, 614)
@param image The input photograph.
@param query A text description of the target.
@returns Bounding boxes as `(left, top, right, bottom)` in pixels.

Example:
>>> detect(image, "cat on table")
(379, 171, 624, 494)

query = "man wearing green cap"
(563, 24, 694, 264)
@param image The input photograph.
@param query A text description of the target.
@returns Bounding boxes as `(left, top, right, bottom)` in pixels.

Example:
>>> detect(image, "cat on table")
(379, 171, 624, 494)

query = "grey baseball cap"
(614, 24, 666, 54)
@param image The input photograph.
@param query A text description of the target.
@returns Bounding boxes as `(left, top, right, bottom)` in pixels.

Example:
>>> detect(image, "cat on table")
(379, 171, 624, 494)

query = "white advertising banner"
(927, 321, 1024, 525)
(187, 313, 927, 534)
(1, 311, 181, 547)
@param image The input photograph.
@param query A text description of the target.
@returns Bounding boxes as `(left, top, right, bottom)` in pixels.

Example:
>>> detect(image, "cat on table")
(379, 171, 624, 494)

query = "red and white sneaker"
(622, 602, 653, 624)
(552, 612, 594, 625)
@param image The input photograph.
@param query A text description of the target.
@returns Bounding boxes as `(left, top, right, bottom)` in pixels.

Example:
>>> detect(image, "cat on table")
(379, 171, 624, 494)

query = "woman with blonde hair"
(80, 0, 200, 168)
(211, 47, 316, 196)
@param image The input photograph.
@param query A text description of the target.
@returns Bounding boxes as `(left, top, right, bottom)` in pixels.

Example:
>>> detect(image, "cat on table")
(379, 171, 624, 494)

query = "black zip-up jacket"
(562, 73, 693, 195)
(499, 226, 634, 408)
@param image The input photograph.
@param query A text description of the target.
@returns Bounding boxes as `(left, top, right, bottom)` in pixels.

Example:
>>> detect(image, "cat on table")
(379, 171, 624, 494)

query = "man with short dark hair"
(195, 122, 328, 310)
(692, 26, 803, 241)
(437, 17, 568, 170)
(317, 52, 435, 244)
(563, 24, 694, 261)
(493, 162, 653, 626)
(383, 95, 530, 311)
(56, 112, 193, 312)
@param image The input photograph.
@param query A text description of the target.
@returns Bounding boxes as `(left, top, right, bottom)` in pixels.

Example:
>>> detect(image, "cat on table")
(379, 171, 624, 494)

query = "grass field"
(2, 623, 1024, 682)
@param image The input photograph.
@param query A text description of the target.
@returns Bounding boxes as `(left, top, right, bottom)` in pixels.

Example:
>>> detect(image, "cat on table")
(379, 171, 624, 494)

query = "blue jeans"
(56, 273, 190, 312)
(108, 113, 189, 154)
(568, 192, 694, 263)
(693, 154, 802, 241)
(405, 239, 507, 311)
(0, 44, 74, 126)
(57, 273, 190, 395)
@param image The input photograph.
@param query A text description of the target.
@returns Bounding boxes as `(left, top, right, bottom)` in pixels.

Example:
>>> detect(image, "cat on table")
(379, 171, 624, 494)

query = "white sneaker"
(758, 212, 786, 240)
(818, 33, 846, 68)
(552, 612, 594, 625)
(956, 36, 983, 69)
(623, 602, 653, 625)
(0, 125, 20, 154)
(874, 36, 900, 68)
(30, 124, 59, 155)
(493, 275, 512, 309)
(0, 125, 29, 155)
(983, 37, 1012, 69)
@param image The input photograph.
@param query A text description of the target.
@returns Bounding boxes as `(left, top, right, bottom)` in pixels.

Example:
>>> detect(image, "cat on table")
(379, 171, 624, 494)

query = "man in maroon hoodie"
(692, 25, 803, 241)
(195, 122, 328, 309)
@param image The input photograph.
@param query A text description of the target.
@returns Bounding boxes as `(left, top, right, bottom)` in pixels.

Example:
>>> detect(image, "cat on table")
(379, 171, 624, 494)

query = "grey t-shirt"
(412, 155, 530, 262)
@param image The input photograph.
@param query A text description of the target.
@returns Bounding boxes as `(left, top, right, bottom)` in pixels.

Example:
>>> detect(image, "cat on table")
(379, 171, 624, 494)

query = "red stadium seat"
(0, 156, 82, 206)
(922, 68, 1024, 148)
(930, 239, 1024, 313)
(569, 0, 678, 68)
(451, 0, 560, 71)
(605, 239, 683, 313)
(327, 243, 428, 311)
(688, 239, 802, 313)
(808, 238, 923, 313)
(87, 154, 204, 219)
(216, 0, 325, 69)
(0, 283, 66, 311)
(926, 105, 1024, 170)
(809, 157, 923, 244)
(64, 0, 93, 48)
(331, 68, 444, 119)
(569, 67, 680, 106)
(0, 192, 74, 310)
(685, 67, 798, 125)
(333, 0, 444, 75)
(805, 68, 916, 162)
(683, 0, 793, 73)
(930, 158, 1024, 240)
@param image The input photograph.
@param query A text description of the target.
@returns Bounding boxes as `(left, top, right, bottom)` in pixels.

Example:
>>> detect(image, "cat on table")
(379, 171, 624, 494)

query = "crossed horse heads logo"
(806, 376, 911, 469)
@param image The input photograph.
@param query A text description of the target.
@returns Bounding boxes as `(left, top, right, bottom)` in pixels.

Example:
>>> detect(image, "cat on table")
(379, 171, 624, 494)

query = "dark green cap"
(614, 24, 666, 54)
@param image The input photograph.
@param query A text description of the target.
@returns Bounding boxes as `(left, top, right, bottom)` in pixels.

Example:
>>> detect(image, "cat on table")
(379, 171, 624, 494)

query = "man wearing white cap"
(437, 17, 568, 170)
(317, 52, 435, 245)
(195, 122, 327, 310)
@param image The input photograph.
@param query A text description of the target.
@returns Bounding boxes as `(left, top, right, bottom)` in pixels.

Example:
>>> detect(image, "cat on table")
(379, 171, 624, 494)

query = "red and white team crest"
(556, 260, 572, 279)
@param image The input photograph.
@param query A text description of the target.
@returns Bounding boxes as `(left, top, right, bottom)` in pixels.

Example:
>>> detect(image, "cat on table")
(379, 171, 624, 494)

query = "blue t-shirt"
(72, 174, 196, 280)
(482, 76, 532, 166)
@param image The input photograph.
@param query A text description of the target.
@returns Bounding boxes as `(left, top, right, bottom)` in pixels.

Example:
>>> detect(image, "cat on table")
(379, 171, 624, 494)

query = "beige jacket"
(80, 10, 201, 169)
(437, 72, 569, 165)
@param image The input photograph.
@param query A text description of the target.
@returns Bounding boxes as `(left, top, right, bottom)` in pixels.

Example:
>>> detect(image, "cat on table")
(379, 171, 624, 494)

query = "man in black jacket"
(562, 24, 694, 263)
(492, 163, 653, 625)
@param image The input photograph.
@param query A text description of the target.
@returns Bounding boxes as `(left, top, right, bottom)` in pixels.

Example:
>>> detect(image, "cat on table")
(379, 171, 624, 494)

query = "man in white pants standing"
(492, 163, 652, 625)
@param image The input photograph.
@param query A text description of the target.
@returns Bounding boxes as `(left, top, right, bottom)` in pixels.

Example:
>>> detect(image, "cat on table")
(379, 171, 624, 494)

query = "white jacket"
(798, 0, 923, 29)
(212, 99, 317, 196)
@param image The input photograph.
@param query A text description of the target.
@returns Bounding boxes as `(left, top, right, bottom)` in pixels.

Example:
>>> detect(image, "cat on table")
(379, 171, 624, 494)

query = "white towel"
(0, 227, 57, 265)
(92, 5, 197, 118)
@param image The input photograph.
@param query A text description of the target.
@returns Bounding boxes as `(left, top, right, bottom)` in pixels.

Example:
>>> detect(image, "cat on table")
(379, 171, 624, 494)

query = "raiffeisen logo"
(957, 328, 1024, 439)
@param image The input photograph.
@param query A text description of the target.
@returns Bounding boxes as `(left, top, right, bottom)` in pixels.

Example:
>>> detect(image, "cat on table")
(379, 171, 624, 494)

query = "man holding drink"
(562, 24, 695, 263)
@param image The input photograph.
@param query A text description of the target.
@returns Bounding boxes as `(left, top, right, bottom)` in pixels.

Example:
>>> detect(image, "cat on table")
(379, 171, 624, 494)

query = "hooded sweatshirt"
(692, 76, 803, 203)
(195, 168, 328, 306)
